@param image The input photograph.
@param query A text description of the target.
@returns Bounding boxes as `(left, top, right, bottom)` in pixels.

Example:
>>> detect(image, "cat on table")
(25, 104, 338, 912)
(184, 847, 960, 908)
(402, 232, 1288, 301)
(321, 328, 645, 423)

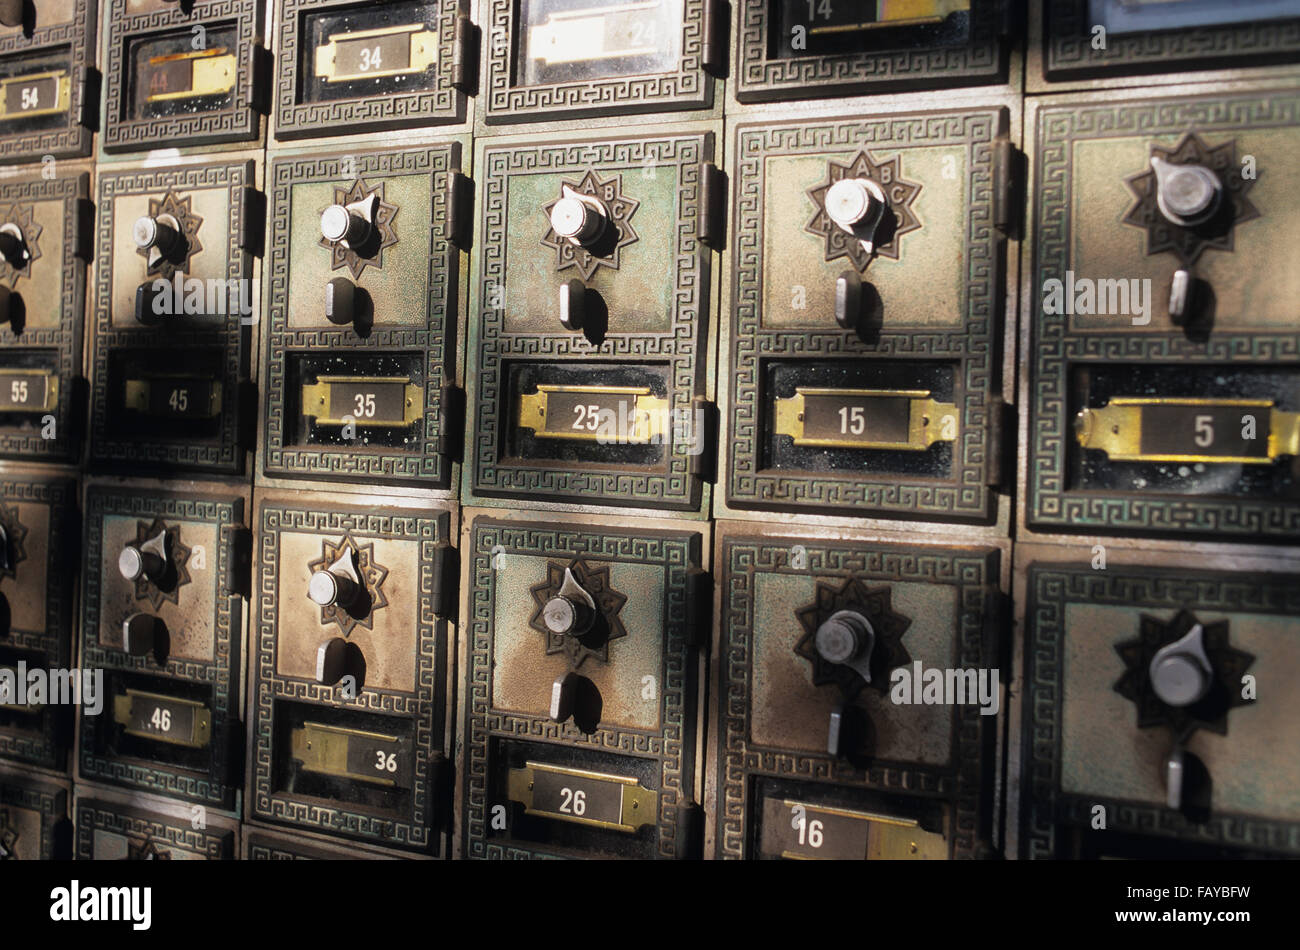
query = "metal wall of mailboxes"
(0, 0, 1296, 861)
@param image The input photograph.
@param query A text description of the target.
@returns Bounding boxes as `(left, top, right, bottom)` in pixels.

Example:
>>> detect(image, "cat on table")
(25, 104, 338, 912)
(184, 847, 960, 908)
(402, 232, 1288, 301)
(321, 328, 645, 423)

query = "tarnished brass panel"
(461, 514, 705, 858)
(0, 476, 76, 773)
(102, 0, 266, 150)
(710, 524, 1001, 859)
(78, 485, 249, 810)
(467, 128, 717, 512)
(0, 0, 95, 161)
(74, 791, 237, 859)
(1020, 559, 1300, 858)
(89, 159, 259, 474)
(0, 167, 89, 462)
(0, 768, 70, 860)
(484, 0, 716, 123)
(1026, 85, 1300, 539)
(262, 143, 463, 487)
(250, 495, 453, 854)
(735, 0, 1012, 103)
(725, 107, 1011, 521)
(274, 0, 468, 139)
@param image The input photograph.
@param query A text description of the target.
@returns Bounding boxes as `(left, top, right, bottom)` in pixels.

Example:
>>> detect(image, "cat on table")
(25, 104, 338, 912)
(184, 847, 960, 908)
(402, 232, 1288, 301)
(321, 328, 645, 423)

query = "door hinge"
(992, 136, 1019, 238)
(985, 395, 1012, 488)
(220, 525, 253, 599)
(452, 14, 479, 92)
(430, 543, 456, 620)
(687, 397, 717, 481)
(438, 384, 464, 460)
(699, 162, 726, 249)
(239, 186, 266, 256)
(685, 565, 712, 651)
(702, 0, 728, 76)
(446, 170, 474, 250)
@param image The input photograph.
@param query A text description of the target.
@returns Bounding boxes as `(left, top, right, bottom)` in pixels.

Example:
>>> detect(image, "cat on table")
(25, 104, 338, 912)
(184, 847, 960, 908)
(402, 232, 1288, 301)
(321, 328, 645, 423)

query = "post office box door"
(1022, 563, 1300, 858)
(0, 771, 68, 860)
(0, 0, 96, 162)
(102, 0, 265, 151)
(90, 159, 258, 475)
(713, 531, 1000, 860)
(274, 0, 469, 139)
(1028, 87, 1300, 540)
(75, 797, 236, 858)
(462, 517, 704, 859)
(263, 143, 461, 487)
(0, 477, 76, 772)
(251, 498, 451, 854)
(727, 108, 1010, 522)
(469, 130, 716, 512)
(79, 486, 248, 810)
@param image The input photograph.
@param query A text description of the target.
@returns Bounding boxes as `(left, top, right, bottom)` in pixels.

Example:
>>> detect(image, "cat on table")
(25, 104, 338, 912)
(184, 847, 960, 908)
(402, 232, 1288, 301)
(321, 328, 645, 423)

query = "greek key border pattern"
(1028, 92, 1300, 538)
(89, 160, 253, 473)
(0, 0, 95, 160)
(1021, 565, 1300, 859)
(263, 145, 455, 485)
(77, 487, 241, 809)
(715, 535, 996, 860)
(103, 0, 261, 150)
(0, 776, 65, 860)
(251, 502, 447, 853)
(485, 0, 708, 122)
(463, 519, 699, 860)
(75, 800, 233, 859)
(471, 134, 708, 509)
(728, 112, 1001, 518)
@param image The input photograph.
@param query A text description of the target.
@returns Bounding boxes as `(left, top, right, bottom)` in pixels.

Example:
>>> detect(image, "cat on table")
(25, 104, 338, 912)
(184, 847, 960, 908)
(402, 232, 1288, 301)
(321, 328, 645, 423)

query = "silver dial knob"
(1151, 157, 1222, 228)
(549, 186, 606, 247)
(1149, 623, 1214, 707)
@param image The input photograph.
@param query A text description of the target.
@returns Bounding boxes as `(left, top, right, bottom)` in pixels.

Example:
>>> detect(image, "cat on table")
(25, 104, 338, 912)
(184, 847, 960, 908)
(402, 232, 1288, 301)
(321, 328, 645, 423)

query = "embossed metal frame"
(78, 487, 244, 810)
(251, 500, 449, 854)
(484, 0, 711, 123)
(0, 477, 76, 772)
(1043, 0, 1300, 81)
(0, 773, 67, 860)
(1027, 89, 1300, 540)
(713, 532, 998, 860)
(274, 0, 464, 138)
(727, 110, 1005, 521)
(89, 160, 254, 474)
(74, 798, 235, 858)
(263, 144, 457, 486)
(1020, 563, 1300, 858)
(0, 0, 96, 161)
(462, 518, 701, 859)
(469, 132, 711, 512)
(0, 171, 88, 462)
(103, 0, 263, 150)
(735, 0, 1010, 103)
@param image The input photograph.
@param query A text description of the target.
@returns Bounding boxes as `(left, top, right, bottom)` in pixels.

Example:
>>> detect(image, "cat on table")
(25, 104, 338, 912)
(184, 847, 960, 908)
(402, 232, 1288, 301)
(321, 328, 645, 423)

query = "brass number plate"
(507, 762, 657, 833)
(301, 377, 422, 427)
(0, 370, 58, 413)
(774, 388, 958, 450)
(0, 71, 71, 120)
(113, 690, 212, 748)
(518, 385, 670, 443)
(291, 722, 413, 789)
(145, 50, 238, 102)
(760, 798, 947, 860)
(1076, 398, 1300, 464)
(0, 665, 44, 713)
(124, 378, 223, 419)
(528, 2, 667, 66)
(315, 25, 438, 82)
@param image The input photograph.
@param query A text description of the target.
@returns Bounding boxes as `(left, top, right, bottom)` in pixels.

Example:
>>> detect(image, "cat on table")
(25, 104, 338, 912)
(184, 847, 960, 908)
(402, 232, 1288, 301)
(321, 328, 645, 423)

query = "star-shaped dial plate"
(318, 178, 399, 280)
(128, 518, 192, 612)
(540, 169, 640, 282)
(795, 577, 912, 698)
(307, 534, 390, 636)
(805, 149, 922, 274)
(136, 191, 203, 279)
(529, 559, 629, 669)
(0, 203, 42, 286)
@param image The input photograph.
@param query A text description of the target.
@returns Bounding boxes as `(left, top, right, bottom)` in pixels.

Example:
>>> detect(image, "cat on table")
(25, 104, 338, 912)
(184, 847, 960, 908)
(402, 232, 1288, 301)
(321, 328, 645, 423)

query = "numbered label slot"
(289, 354, 425, 450)
(773, 0, 974, 59)
(301, 375, 422, 428)
(0, 368, 58, 414)
(107, 348, 228, 445)
(774, 387, 958, 451)
(0, 70, 71, 120)
(124, 377, 223, 420)
(1076, 398, 1299, 465)
(291, 721, 414, 789)
(144, 49, 238, 103)
(518, 384, 670, 443)
(0, 663, 46, 714)
(299, 2, 444, 106)
(507, 761, 657, 833)
(315, 23, 437, 82)
(113, 689, 212, 749)
(519, 0, 683, 85)
(127, 27, 241, 121)
(760, 797, 947, 860)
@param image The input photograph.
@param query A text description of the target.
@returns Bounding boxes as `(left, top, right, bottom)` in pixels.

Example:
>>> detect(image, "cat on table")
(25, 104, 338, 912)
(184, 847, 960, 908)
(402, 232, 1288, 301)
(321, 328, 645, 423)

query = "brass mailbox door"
(0, 0, 96, 162)
(74, 795, 236, 858)
(102, 0, 266, 151)
(1020, 562, 1300, 859)
(1027, 86, 1300, 540)
(250, 497, 453, 854)
(1041, 1, 1300, 82)
(89, 159, 258, 475)
(461, 516, 706, 859)
(483, 0, 720, 124)
(274, 0, 470, 139)
(0, 477, 76, 773)
(78, 486, 249, 811)
(0, 769, 69, 860)
(263, 143, 464, 488)
(467, 128, 717, 513)
(711, 529, 1001, 860)
(0, 168, 89, 462)
(735, 0, 1013, 103)
(725, 107, 1011, 522)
